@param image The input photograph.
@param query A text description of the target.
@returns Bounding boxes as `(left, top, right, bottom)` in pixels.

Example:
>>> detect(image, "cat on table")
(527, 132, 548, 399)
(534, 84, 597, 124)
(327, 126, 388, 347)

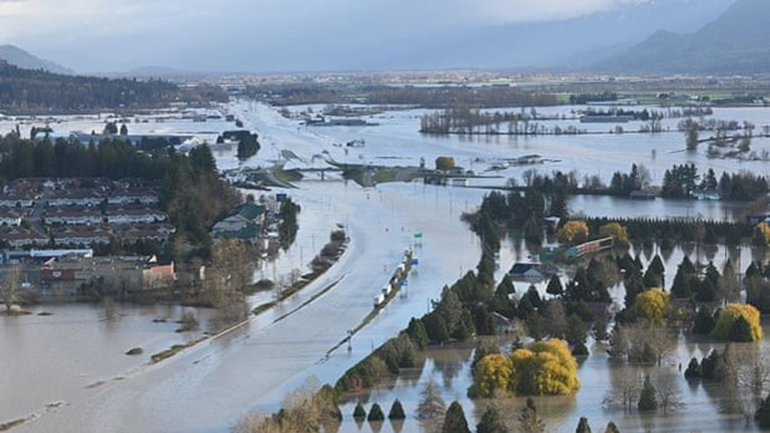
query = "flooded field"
(335, 331, 770, 433)
(0, 303, 212, 424)
(3, 100, 770, 432)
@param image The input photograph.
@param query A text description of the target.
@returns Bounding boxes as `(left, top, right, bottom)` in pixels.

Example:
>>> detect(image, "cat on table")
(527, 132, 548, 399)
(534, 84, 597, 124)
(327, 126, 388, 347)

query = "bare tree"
(101, 297, 118, 322)
(603, 368, 642, 411)
(288, 268, 302, 286)
(418, 378, 446, 421)
(623, 324, 677, 366)
(234, 377, 339, 433)
(2, 265, 22, 313)
(518, 398, 546, 433)
(739, 350, 770, 399)
(655, 375, 685, 414)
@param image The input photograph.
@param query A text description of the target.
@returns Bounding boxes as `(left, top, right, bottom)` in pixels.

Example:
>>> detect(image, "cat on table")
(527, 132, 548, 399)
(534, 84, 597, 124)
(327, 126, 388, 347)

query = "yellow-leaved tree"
(635, 288, 670, 325)
(757, 222, 770, 244)
(712, 303, 763, 342)
(599, 222, 629, 246)
(508, 339, 580, 396)
(469, 354, 513, 398)
(558, 221, 589, 244)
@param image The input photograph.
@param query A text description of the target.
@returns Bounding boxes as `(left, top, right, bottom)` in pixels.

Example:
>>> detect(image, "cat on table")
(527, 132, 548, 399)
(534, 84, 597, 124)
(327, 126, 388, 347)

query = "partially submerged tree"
(638, 375, 658, 411)
(518, 398, 545, 433)
(418, 379, 446, 420)
(388, 399, 406, 420)
(477, 405, 509, 433)
(576, 417, 592, 433)
(2, 265, 22, 313)
(441, 401, 470, 433)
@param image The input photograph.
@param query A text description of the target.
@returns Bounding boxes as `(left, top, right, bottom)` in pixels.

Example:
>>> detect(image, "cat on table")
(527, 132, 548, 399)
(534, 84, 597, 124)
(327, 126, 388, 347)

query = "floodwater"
(274, 102, 770, 186)
(336, 331, 770, 433)
(3, 101, 770, 432)
(329, 239, 770, 433)
(11, 181, 485, 432)
(0, 303, 212, 425)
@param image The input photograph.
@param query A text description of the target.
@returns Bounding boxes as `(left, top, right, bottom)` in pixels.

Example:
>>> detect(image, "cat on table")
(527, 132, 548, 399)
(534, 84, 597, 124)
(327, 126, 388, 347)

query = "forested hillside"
(0, 60, 227, 113)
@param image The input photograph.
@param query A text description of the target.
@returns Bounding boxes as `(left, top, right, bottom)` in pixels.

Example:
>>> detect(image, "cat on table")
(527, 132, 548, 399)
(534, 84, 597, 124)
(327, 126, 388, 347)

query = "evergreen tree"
(638, 375, 658, 411)
(367, 403, 385, 422)
(572, 341, 589, 357)
(576, 417, 592, 433)
(353, 402, 367, 420)
(604, 422, 621, 433)
(680, 256, 696, 275)
(424, 314, 450, 344)
(549, 191, 568, 219)
(477, 405, 509, 433)
(684, 358, 701, 379)
(695, 278, 717, 303)
(670, 268, 692, 299)
(406, 318, 429, 350)
(496, 275, 516, 297)
(565, 314, 588, 347)
(643, 267, 662, 289)
(607, 325, 628, 360)
(729, 316, 755, 342)
(649, 255, 665, 277)
(624, 268, 644, 308)
(546, 275, 564, 296)
(693, 307, 716, 334)
(441, 401, 470, 433)
(704, 262, 720, 286)
(755, 394, 770, 428)
(388, 399, 406, 420)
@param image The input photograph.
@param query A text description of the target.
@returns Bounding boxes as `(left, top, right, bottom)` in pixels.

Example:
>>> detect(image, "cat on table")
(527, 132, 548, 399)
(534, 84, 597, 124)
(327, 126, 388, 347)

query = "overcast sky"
(0, 0, 733, 72)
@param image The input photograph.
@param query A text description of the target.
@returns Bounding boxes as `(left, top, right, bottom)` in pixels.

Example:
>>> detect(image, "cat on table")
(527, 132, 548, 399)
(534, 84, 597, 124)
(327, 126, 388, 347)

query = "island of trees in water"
(419, 106, 715, 135)
(241, 178, 770, 432)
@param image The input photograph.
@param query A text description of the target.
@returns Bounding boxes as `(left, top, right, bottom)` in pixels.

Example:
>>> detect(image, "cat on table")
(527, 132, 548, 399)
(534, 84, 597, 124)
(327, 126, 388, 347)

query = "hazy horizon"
(0, 0, 737, 73)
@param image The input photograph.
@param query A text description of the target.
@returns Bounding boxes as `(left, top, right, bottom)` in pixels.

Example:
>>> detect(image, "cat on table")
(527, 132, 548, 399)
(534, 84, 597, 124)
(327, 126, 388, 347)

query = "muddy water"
(337, 330, 770, 433)
(4, 101, 769, 432)
(281, 103, 770, 182)
(0, 303, 212, 424)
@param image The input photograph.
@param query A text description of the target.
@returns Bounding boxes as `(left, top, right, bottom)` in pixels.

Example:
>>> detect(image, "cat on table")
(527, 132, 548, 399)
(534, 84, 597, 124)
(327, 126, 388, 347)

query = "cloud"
(0, 0, 681, 71)
(466, 0, 652, 22)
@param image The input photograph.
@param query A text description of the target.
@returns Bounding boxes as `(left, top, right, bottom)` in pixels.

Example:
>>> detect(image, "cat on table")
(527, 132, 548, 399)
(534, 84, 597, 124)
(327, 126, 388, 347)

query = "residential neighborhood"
(0, 248, 176, 298)
(0, 177, 172, 249)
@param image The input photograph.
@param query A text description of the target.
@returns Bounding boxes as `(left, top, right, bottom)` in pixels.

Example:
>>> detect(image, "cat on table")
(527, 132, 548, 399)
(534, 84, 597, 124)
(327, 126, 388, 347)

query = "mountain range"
(2, 0, 768, 76)
(596, 0, 770, 74)
(0, 45, 73, 75)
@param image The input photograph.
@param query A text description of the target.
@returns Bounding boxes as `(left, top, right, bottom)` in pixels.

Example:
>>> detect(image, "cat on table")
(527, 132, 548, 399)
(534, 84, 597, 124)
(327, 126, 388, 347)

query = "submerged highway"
(18, 176, 485, 433)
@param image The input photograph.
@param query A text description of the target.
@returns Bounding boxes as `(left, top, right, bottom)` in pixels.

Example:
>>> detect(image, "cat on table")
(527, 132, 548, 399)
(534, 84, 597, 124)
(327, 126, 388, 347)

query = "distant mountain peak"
(0, 45, 73, 75)
(595, 0, 770, 74)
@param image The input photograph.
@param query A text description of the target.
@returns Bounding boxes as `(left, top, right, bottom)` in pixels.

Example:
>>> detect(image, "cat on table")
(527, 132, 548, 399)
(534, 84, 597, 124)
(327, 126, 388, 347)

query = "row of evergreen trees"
(0, 60, 226, 112)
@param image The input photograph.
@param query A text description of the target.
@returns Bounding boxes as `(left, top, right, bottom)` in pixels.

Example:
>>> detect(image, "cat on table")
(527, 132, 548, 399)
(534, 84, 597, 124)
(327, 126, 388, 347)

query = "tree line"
(0, 60, 227, 113)
(0, 132, 242, 259)
(661, 164, 768, 200)
(0, 133, 168, 180)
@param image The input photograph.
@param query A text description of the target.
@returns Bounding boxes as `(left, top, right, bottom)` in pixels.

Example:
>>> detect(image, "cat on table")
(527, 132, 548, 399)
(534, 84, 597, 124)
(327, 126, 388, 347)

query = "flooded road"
(4, 101, 770, 432)
(13, 182, 483, 432)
